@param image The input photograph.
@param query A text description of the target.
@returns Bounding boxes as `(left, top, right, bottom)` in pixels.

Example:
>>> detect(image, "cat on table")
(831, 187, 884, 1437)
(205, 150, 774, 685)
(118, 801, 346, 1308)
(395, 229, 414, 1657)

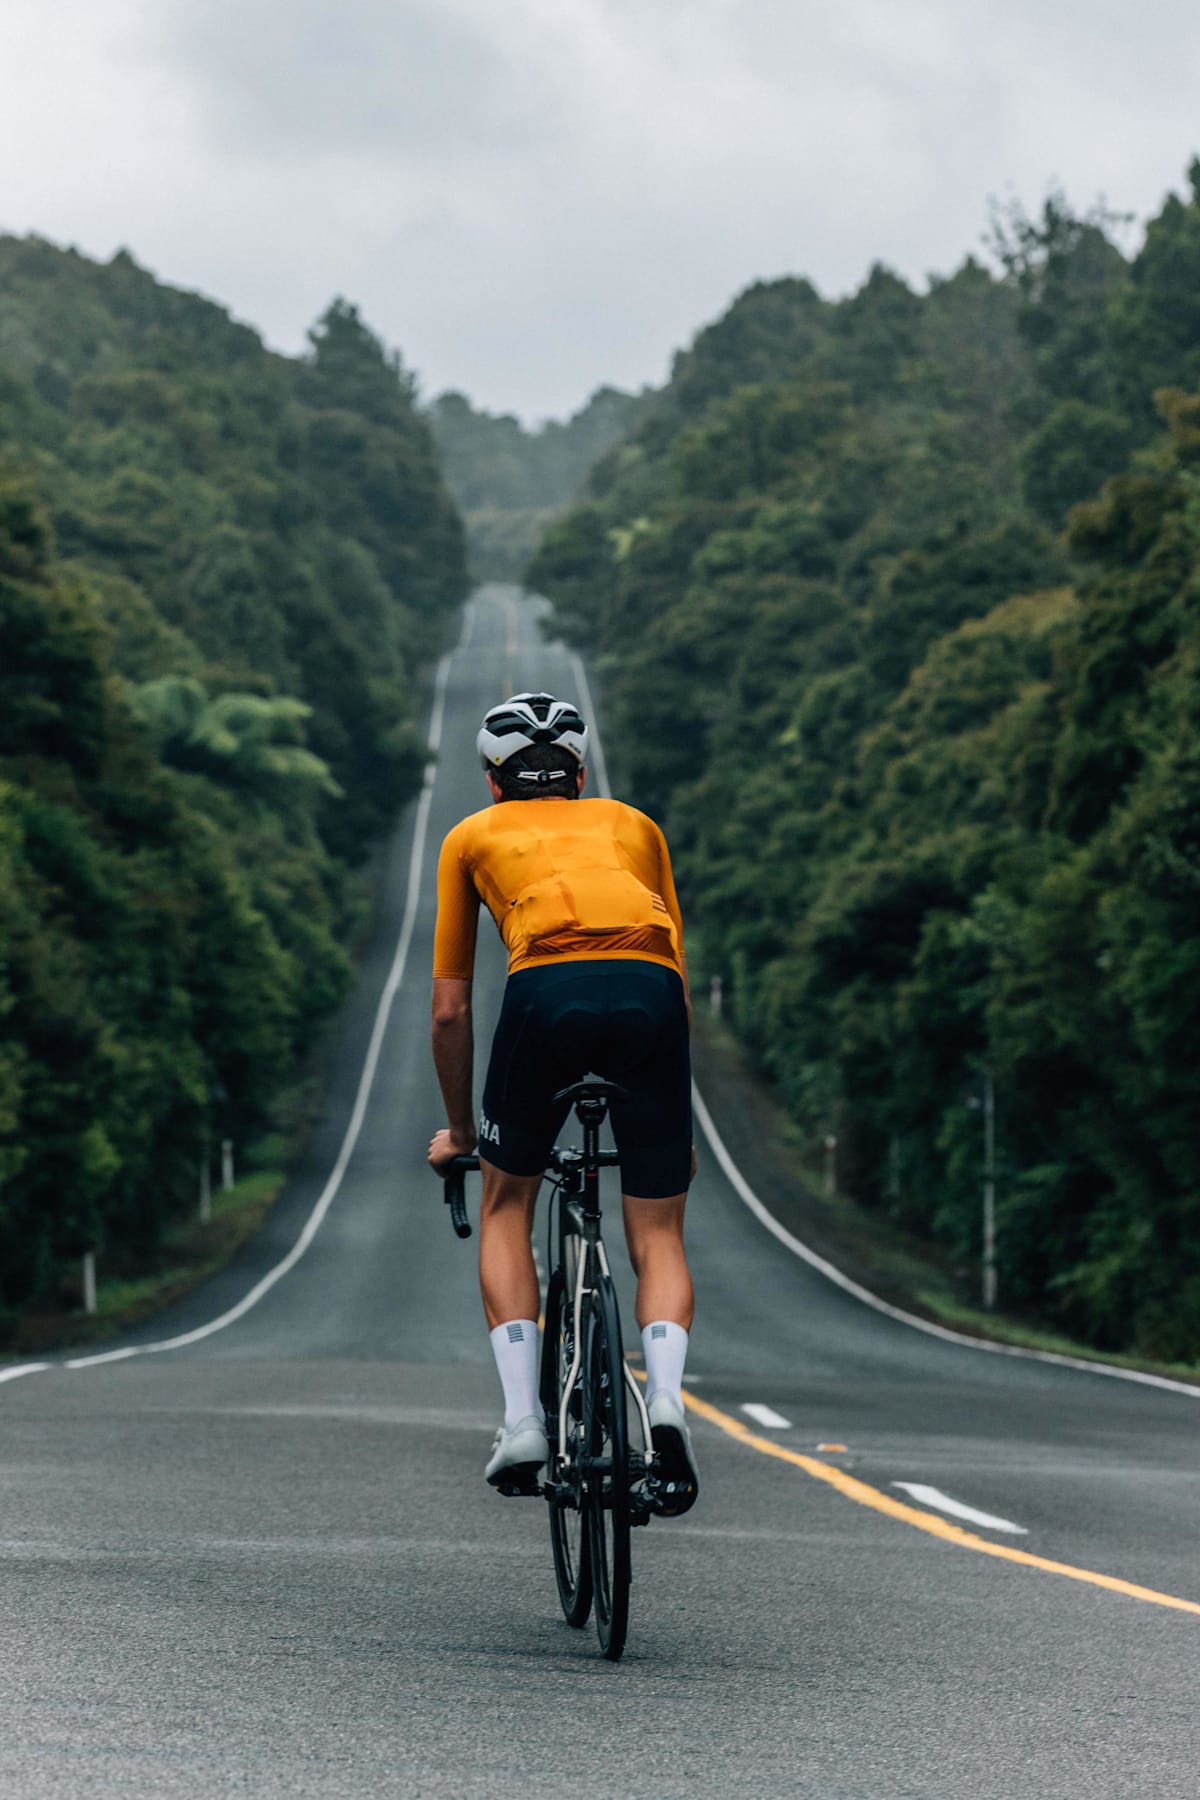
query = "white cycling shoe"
(485, 1414, 549, 1495)
(648, 1390, 700, 1516)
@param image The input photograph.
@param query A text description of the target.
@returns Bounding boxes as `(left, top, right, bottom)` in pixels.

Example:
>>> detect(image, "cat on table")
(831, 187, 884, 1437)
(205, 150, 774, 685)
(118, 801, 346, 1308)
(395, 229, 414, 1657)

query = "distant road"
(2, 587, 1196, 1798)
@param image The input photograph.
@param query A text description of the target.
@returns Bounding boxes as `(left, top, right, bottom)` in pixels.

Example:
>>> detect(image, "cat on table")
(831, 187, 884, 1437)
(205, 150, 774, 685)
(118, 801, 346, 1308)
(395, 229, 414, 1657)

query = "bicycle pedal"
(642, 1476, 698, 1518)
(489, 1461, 546, 1499)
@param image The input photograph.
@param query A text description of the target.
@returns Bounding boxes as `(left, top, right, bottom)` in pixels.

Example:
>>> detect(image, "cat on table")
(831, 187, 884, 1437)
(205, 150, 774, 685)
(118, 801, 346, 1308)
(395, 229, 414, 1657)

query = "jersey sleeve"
(432, 823, 481, 980)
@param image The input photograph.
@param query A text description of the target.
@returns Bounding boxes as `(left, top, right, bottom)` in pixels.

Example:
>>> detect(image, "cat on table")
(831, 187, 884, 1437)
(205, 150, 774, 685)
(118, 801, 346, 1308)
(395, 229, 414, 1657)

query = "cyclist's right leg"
(476, 970, 571, 1488)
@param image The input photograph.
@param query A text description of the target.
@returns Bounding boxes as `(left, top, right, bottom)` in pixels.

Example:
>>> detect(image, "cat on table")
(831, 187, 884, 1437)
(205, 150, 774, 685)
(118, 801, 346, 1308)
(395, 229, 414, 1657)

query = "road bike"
(441, 1081, 666, 1661)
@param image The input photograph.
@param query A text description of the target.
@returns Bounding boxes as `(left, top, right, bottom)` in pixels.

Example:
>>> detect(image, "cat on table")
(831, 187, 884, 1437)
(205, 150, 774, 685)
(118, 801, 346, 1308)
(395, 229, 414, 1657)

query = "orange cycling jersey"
(433, 796, 686, 980)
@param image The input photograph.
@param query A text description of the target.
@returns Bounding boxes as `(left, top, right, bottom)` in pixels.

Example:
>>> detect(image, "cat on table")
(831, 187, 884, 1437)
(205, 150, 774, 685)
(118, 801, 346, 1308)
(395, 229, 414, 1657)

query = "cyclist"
(428, 692, 699, 1513)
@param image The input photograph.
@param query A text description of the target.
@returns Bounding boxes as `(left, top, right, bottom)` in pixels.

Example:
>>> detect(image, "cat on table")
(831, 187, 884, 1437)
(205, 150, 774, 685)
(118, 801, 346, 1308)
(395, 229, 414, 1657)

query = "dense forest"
(429, 384, 652, 581)
(0, 239, 465, 1332)
(531, 163, 1200, 1361)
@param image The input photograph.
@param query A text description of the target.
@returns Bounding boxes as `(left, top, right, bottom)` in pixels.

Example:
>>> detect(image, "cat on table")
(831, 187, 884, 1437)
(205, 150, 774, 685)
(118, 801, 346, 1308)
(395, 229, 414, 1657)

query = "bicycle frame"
(439, 1086, 653, 1477)
(547, 1107, 652, 1468)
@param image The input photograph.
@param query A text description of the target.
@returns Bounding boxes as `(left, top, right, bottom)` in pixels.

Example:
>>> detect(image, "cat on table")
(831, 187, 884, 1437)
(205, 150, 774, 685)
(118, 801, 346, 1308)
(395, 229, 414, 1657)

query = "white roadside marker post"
(82, 1251, 97, 1316)
(709, 974, 723, 1018)
(824, 1133, 838, 1198)
(200, 1132, 212, 1225)
(221, 1137, 234, 1193)
(982, 1069, 997, 1311)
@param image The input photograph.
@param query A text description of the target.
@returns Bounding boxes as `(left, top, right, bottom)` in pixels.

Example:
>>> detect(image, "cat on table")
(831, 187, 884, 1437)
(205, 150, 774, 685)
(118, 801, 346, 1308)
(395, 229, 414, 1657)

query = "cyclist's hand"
(428, 1125, 477, 1175)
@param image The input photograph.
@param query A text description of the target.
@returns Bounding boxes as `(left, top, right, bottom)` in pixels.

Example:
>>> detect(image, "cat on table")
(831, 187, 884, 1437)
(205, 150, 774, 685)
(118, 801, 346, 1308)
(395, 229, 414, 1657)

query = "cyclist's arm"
(430, 827, 482, 1162)
(431, 977, 476, 1155)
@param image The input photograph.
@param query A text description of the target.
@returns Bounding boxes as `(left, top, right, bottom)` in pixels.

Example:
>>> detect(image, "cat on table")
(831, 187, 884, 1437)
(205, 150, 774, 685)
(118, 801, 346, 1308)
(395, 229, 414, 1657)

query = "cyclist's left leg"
(479, 1164, 547, 1488)
(478, 1164, 541, 1330)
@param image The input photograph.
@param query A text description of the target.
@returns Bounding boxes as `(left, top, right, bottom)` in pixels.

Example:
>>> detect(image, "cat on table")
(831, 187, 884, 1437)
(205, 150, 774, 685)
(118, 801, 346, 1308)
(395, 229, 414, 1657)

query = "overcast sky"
(4, 0, 1199, 421)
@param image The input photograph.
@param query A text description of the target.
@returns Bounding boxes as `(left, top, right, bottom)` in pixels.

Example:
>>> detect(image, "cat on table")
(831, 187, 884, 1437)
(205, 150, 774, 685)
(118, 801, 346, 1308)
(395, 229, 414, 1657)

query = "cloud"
(148, 0, 569, 158)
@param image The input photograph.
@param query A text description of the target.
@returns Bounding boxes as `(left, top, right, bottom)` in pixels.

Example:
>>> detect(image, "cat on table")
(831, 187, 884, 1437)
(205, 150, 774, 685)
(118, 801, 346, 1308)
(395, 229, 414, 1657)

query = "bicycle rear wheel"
(540, 1265, 593, 1628)
(585, 1274, 631, 1660)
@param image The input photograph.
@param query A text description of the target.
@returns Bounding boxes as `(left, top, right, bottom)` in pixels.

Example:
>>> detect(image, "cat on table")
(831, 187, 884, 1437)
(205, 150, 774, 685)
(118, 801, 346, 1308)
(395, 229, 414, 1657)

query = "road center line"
(680, 1387, 1200, 1618)
(741, 1403, 792, 1429)
(891, 1482, 1027, 1535)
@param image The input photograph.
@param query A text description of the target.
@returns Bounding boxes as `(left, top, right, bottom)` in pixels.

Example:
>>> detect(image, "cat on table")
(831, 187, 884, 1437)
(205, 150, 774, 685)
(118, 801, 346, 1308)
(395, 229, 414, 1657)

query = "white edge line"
(690, 1084, 1200, 1400)
(892, 1482, 1027, 1535)
(65, 653, 455, 1371)
(0, 1363, 50, 1384)
(569, 628, 1200, 1405)
(569, 654, 612, 805)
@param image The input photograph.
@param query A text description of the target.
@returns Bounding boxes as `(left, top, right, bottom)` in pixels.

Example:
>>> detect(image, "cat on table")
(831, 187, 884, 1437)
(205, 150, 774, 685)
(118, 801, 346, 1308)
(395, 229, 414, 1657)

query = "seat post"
(577, 1096, 606, 1218)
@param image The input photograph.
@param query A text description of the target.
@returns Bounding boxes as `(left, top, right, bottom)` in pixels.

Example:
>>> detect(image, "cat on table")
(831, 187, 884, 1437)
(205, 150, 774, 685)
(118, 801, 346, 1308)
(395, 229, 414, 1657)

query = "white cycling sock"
(642, 1320, 688, 1406)
(489, 1319, 542, 1428)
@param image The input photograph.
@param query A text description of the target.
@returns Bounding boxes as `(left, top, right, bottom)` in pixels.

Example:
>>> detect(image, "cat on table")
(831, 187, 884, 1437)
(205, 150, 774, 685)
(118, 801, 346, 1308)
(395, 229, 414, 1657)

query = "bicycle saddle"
(553, 1079, 631, 1108)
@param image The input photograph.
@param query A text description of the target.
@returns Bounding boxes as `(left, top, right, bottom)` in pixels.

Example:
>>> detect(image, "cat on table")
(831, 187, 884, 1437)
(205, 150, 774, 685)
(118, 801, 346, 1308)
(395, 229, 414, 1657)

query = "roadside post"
(968, 1072, 998, 1310)
(200, 1131, 212, 1224)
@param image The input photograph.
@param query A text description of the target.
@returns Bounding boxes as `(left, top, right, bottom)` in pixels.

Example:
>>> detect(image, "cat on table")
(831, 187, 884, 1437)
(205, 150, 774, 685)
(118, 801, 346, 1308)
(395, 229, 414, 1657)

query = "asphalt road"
(2, 586, 1197, 1799)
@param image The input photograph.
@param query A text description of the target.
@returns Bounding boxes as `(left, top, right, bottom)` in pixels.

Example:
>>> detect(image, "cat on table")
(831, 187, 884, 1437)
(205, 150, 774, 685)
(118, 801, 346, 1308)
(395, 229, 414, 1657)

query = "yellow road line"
(679, 1387, 1200, 1619)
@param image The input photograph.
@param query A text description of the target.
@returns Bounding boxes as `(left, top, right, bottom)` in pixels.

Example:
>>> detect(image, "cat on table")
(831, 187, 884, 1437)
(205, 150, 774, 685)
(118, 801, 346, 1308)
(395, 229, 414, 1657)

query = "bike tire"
(585, 1274, 632, 1661)
(540, 1265, 593, 1628)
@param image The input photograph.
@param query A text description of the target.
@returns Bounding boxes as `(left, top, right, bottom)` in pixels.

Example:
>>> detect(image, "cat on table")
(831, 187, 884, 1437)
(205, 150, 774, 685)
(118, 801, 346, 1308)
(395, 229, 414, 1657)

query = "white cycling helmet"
(476, 691, 589, 772)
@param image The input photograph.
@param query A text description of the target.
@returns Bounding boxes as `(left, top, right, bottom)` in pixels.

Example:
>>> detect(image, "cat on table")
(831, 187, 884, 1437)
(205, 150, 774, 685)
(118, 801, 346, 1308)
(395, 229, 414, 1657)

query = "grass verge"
(8, 1169, 285, 1357)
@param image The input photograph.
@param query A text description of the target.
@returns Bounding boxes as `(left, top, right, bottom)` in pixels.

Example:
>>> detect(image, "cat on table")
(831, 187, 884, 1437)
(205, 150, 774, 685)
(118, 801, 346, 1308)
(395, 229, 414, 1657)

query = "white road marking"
(0, 1363, 49, 1384)
(741, 1403, 791, 1429)
(65, 653, 456, 1370)
(891, 1483, 1028, 1535)
(688, 1086, 1200, 1401)
(568, 654, 611, 800)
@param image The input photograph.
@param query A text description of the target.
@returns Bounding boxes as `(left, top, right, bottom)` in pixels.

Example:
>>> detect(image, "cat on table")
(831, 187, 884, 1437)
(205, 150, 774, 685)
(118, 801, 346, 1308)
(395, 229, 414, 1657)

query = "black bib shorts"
(479, 959, 692, 1198)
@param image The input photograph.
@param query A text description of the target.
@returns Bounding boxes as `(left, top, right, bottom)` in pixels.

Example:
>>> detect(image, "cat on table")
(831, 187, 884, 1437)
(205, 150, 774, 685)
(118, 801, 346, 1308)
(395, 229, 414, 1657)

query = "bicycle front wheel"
(584, 1274, 632, 1661)
(540, 1266, 592, 1628)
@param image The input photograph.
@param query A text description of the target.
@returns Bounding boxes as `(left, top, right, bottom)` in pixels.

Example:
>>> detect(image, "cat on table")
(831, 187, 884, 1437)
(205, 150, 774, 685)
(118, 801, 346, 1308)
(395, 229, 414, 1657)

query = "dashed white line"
(891, 1483, 1027, 1535)
(741, 1403, 791, 1429)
